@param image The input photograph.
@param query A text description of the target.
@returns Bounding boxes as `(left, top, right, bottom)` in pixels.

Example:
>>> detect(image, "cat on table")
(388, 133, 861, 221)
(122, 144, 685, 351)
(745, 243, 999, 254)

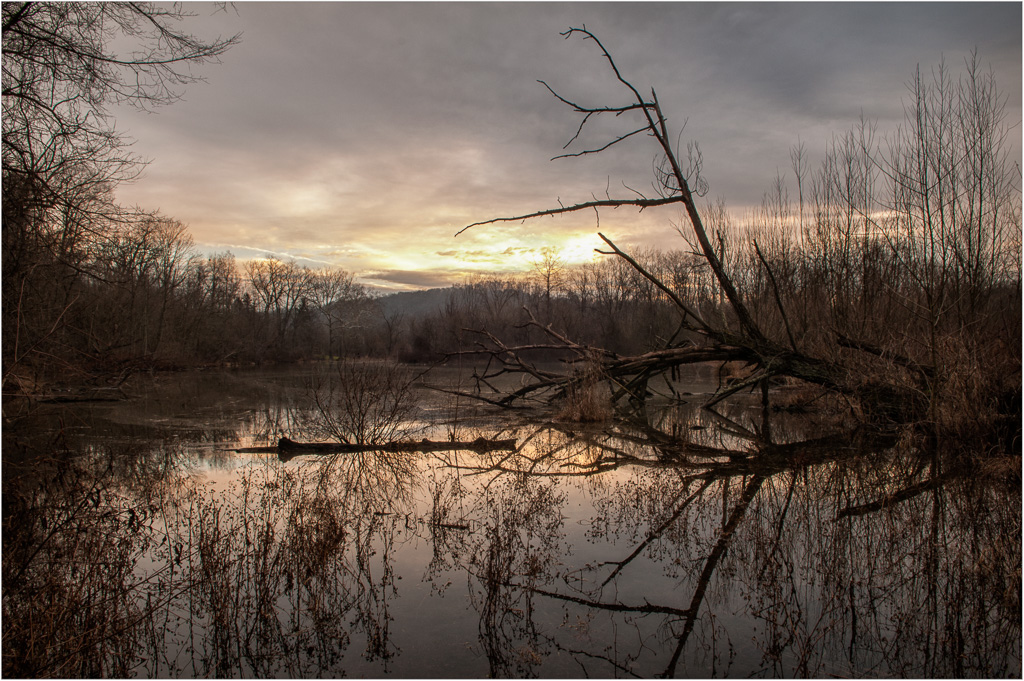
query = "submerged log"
(236, 436, 517, 457)
(38, 387, 127, 404)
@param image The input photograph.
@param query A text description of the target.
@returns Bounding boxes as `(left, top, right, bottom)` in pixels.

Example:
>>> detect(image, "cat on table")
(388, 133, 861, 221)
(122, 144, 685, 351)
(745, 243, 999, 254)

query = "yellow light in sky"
(557, 233, 604, 264)
(351, 228, 607, 282)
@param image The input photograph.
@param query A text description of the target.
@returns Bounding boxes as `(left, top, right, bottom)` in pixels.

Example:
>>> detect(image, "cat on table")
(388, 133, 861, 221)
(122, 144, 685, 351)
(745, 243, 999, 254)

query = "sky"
(112, 2, 1023, 292)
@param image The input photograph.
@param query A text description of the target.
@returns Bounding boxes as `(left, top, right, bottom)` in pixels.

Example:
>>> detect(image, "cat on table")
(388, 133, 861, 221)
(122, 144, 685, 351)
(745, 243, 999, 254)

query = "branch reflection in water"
(1, 367, 1019, 677)
(440, 401, 1019, 678)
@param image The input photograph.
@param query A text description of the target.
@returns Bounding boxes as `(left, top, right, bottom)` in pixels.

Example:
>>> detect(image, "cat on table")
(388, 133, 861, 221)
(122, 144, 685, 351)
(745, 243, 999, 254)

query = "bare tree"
(2, 2, 238, 189)
(459, 28, 851, 411)
(2, 2, 238, 383)
(457, 27, 1019, 430)
(91, 214, 194, 357)
(307, 267, 365, 358)
(531, 247, 565, 306)
(244, 257, 313, 354)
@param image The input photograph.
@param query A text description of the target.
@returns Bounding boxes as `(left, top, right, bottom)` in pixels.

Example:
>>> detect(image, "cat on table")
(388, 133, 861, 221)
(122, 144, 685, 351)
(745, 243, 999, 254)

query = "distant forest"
(2, 224, 772, 377)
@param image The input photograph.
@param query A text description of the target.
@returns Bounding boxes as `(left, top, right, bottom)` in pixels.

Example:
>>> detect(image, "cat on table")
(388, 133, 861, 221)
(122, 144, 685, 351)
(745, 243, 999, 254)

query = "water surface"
(3, 365, 1019, 677)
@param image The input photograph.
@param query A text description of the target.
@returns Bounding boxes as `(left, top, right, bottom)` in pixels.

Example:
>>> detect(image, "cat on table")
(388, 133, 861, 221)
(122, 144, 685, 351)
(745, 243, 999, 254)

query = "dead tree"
(456, 27, 926, 422)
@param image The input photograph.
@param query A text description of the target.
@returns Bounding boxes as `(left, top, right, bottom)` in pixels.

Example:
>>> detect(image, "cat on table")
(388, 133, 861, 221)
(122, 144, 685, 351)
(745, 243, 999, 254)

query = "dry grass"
(930, 335, 1019, 440)
(975, 455, 1022, 486)
(2, 453, 158, 677)
(556, 358, 613, 423)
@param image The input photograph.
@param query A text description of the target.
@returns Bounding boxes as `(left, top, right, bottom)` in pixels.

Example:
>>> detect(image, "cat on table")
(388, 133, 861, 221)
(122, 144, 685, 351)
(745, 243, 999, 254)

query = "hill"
(375, 287, 453, 319)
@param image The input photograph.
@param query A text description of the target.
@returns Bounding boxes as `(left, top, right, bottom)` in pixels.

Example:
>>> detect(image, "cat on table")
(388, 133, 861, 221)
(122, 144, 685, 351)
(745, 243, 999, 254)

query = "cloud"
(112, 3, 1021, 288)
(360, 269, 476, 291)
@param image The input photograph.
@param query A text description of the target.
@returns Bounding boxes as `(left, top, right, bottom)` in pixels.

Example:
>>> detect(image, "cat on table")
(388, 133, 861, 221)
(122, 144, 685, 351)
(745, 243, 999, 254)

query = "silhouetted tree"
(2, 2, 238, 385)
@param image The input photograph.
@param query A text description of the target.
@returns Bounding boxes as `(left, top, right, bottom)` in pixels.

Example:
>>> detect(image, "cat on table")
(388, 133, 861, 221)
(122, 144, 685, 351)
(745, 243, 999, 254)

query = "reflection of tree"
(244, 395, 319, 445)
(2, 422, 422, 677)
(728, 455, 1011, 677)
(2, 457, 151, 675)
(465, 476, 566, 677)
(442, 405, 1019, 678)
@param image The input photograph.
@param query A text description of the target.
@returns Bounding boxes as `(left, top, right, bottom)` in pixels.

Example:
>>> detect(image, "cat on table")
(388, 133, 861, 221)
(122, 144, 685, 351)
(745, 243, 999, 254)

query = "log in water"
(236, 436, 518, 456)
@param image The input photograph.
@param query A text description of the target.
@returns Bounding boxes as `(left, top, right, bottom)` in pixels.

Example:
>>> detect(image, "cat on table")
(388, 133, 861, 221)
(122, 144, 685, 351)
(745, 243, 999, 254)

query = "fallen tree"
(237, 436, 518, 461)
(454, 27, 1019, 433)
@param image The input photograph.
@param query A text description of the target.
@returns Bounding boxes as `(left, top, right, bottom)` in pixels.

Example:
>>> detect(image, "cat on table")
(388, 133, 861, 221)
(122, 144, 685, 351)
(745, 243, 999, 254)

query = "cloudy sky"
(113, 2, 1022, 291)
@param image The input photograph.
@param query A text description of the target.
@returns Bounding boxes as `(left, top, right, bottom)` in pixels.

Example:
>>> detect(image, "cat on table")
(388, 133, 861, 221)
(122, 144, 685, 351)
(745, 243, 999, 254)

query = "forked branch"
(596, 232, 711, 334)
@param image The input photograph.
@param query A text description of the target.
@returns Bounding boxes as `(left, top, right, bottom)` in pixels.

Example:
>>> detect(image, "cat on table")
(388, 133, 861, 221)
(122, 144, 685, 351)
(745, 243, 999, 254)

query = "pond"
(2, 364, 1020, 677)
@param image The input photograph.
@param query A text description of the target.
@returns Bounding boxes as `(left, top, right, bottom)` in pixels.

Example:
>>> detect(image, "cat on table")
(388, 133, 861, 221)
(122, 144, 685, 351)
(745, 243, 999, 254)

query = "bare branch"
(456, 196, 684, 236)
(597, 233, 712, 333)
(753, 239, 798, 351)
(552, 125, 650, 160)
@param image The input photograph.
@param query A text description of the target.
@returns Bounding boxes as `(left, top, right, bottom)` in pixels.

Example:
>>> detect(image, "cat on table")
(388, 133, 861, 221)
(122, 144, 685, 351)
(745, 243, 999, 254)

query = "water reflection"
(2, 368, 1019, 677)
(475, 419, 1021, 678)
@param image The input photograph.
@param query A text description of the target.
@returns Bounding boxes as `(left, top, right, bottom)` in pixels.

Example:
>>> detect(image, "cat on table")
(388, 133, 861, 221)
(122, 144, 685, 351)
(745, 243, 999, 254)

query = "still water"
(3, 365, 1020, 677)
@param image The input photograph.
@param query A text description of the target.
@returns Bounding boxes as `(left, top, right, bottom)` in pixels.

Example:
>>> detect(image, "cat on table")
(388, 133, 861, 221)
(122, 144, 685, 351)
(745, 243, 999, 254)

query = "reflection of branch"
(664, 473, 767, 677)
(700, 406, 758, 441)
(598, 477, 714, 587)
(836, 473, 950, 519)
(705, 368, 770, 409)
(529, 586, 691, 617)
(445, 419, 883, 492)
(513, 472, 769, 678)
(610, 421, 750, 462)
(758, 471, 798, 581)
(456, 462, 623, 479)
(448, 424, 601, 482)
(546, 639, 644, 678)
